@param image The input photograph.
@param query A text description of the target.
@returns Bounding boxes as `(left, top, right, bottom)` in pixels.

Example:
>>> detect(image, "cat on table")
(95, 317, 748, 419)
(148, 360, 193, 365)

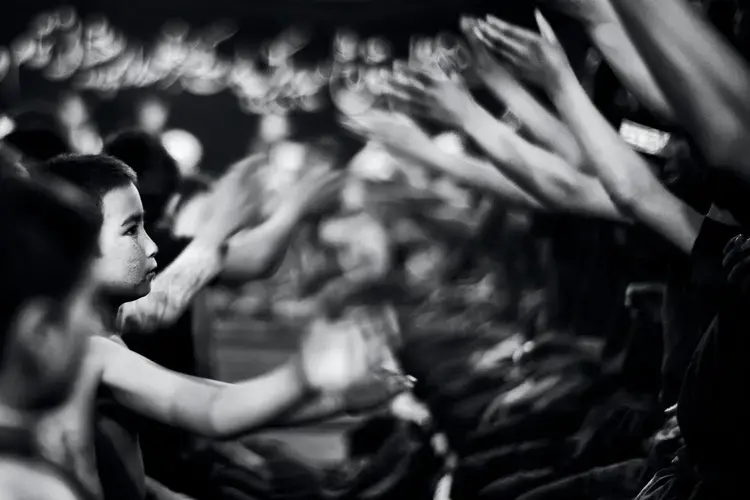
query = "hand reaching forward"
(460, 16, 516, 83)
(341, 109, 436, 163)
(298, 316, 382, 393)
(280, 167, 344, 219)
(474, 10, 574, 91)
(385, 64, 476, 128)
(204, 154, 267, 242)
(117, 290, 174, 334)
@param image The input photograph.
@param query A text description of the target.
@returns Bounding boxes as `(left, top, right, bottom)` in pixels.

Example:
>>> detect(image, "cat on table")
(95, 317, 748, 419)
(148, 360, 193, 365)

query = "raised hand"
(341, 110, 435, 163)
(460, 16, 515, 82)
(298, 316, 382, 393)
(385, 63, 475, 128)
(117, 290, 172, 334)
(204, 154, 267, 242)
(474, 10, 574, 91)
(280, 167, 344, 219)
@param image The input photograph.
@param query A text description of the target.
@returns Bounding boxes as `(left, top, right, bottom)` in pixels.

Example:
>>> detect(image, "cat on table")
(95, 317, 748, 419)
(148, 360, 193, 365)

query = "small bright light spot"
(162, 129, 203, 176)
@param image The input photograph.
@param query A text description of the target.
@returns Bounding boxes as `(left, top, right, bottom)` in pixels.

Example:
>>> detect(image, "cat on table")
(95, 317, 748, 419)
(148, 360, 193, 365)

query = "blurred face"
(93, 183, 158, 302)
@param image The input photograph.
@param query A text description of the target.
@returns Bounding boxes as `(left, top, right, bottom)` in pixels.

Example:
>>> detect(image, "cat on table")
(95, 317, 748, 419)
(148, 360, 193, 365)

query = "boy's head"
(104, 129, 181, 230)
(37, 154, 159, 303)
(3, 107, 70, 163)
(0, 176, 101, 410)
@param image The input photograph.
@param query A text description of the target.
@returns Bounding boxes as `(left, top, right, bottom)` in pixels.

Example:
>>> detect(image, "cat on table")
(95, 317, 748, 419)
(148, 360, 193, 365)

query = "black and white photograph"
(0, 0, 747, 499)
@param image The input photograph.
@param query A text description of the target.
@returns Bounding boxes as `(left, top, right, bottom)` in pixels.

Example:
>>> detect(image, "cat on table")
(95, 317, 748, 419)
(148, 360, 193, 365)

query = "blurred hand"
(386, 63, 476, 128)
(723, 234, 750, 294)
(280, 168, 344, 219)
(474, 10, 574, 91)
(341, 110, 436, 163)
(205, 154, 266, 241)
(460, 16, 516, 83)
(298, 316, 380, 393)
(117, 290, 174, 334)
(343, 372, 414, 414)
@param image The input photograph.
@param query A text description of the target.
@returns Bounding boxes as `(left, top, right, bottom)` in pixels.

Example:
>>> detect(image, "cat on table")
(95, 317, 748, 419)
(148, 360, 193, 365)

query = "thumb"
(535, 9, 561, 46)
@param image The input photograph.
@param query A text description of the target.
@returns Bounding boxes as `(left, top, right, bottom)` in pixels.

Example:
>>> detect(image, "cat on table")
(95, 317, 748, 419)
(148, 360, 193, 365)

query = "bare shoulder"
(87, 335, 131, 368)
(0, 460, 80, 500)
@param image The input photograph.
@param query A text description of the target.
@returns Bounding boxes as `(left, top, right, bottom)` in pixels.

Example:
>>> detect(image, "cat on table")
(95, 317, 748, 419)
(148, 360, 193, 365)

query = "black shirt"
(659, 217, 735, 407)
(677, 217, 747, 495)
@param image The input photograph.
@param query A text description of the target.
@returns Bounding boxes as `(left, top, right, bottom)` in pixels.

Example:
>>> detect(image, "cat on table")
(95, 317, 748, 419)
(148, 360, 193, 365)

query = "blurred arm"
(610, 0, 750, 176)
(460, 101, 628, 222)
(581, 0, 675, 123)
(549, 67, 702, 252)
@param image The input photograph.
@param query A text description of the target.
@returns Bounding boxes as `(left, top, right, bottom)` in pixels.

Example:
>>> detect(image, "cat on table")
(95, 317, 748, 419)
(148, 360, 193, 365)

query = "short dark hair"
(4, 107, 70, 163)
(0, 176, 101, 365)
(35, 154, 138, 212)
(104, 129, 180, 227)
(0, 143, 29, 180)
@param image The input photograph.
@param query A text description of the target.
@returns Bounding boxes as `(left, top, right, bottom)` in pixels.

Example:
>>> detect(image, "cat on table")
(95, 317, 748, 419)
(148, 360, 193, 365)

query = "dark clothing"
(0, 425, 95, 500)
(518, 458, 647, 500)
(677, 282, 749, 496)
(640, 218, 745, 499)
(659, 217, 736, 406)
(534, 215, 631, 341)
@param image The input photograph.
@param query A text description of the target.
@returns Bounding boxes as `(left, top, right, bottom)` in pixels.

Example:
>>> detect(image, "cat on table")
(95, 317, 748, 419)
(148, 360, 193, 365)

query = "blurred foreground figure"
(0, 175, 102, 499)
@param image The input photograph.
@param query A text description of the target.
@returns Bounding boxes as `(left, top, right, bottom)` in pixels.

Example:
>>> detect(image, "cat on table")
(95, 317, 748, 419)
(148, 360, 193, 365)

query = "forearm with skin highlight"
(549, 72, 701, 252)
(610, 0, 750, 175)
(583, 2, 675, 123)
(459, 101, 625, 221)
(476, 67, 585, 169)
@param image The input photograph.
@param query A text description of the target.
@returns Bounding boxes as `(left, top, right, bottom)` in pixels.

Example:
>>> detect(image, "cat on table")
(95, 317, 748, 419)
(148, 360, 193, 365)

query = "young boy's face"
(92, 182, 158, 302)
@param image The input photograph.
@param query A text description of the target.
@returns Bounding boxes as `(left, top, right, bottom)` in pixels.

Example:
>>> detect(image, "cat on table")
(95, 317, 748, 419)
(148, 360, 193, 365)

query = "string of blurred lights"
(1, 7, 473, 114)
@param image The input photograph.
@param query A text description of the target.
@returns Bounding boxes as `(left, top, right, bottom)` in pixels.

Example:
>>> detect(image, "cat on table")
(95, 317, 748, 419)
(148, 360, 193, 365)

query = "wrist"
(547, 71, 579, 106)
(460, 99, 488, 135)
(275, 199, 306, 225)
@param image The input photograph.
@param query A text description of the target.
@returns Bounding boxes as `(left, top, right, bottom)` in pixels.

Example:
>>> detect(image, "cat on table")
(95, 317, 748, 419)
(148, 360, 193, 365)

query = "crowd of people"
(2, 0, 750, 499)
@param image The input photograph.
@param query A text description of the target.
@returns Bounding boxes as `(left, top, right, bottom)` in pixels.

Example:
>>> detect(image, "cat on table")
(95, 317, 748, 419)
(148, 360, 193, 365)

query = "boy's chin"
(108, 282, 152, 303)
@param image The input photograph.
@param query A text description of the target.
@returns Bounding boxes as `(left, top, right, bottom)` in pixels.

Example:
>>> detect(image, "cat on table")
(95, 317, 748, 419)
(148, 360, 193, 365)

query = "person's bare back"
(0, 460, 82, 500)
(36, 337, 113, 499)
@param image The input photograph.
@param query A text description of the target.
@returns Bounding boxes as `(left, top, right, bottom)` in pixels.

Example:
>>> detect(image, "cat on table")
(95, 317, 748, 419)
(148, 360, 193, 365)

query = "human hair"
(104, 128, 180, 227)
(35, 154, 138, 212)
(3, 107, 70, 162)
(0, 176, 101, 366)
(0, 143, 28, 180)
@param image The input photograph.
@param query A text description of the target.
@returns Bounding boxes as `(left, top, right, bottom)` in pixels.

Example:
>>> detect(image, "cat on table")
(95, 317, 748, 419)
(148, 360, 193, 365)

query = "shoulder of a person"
(0, 460, 80, 500)
(88, 335, 132, 366)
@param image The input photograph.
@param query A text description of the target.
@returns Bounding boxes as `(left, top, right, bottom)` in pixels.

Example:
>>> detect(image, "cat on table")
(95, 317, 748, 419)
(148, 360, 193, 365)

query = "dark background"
(0, 1, 589, 174)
